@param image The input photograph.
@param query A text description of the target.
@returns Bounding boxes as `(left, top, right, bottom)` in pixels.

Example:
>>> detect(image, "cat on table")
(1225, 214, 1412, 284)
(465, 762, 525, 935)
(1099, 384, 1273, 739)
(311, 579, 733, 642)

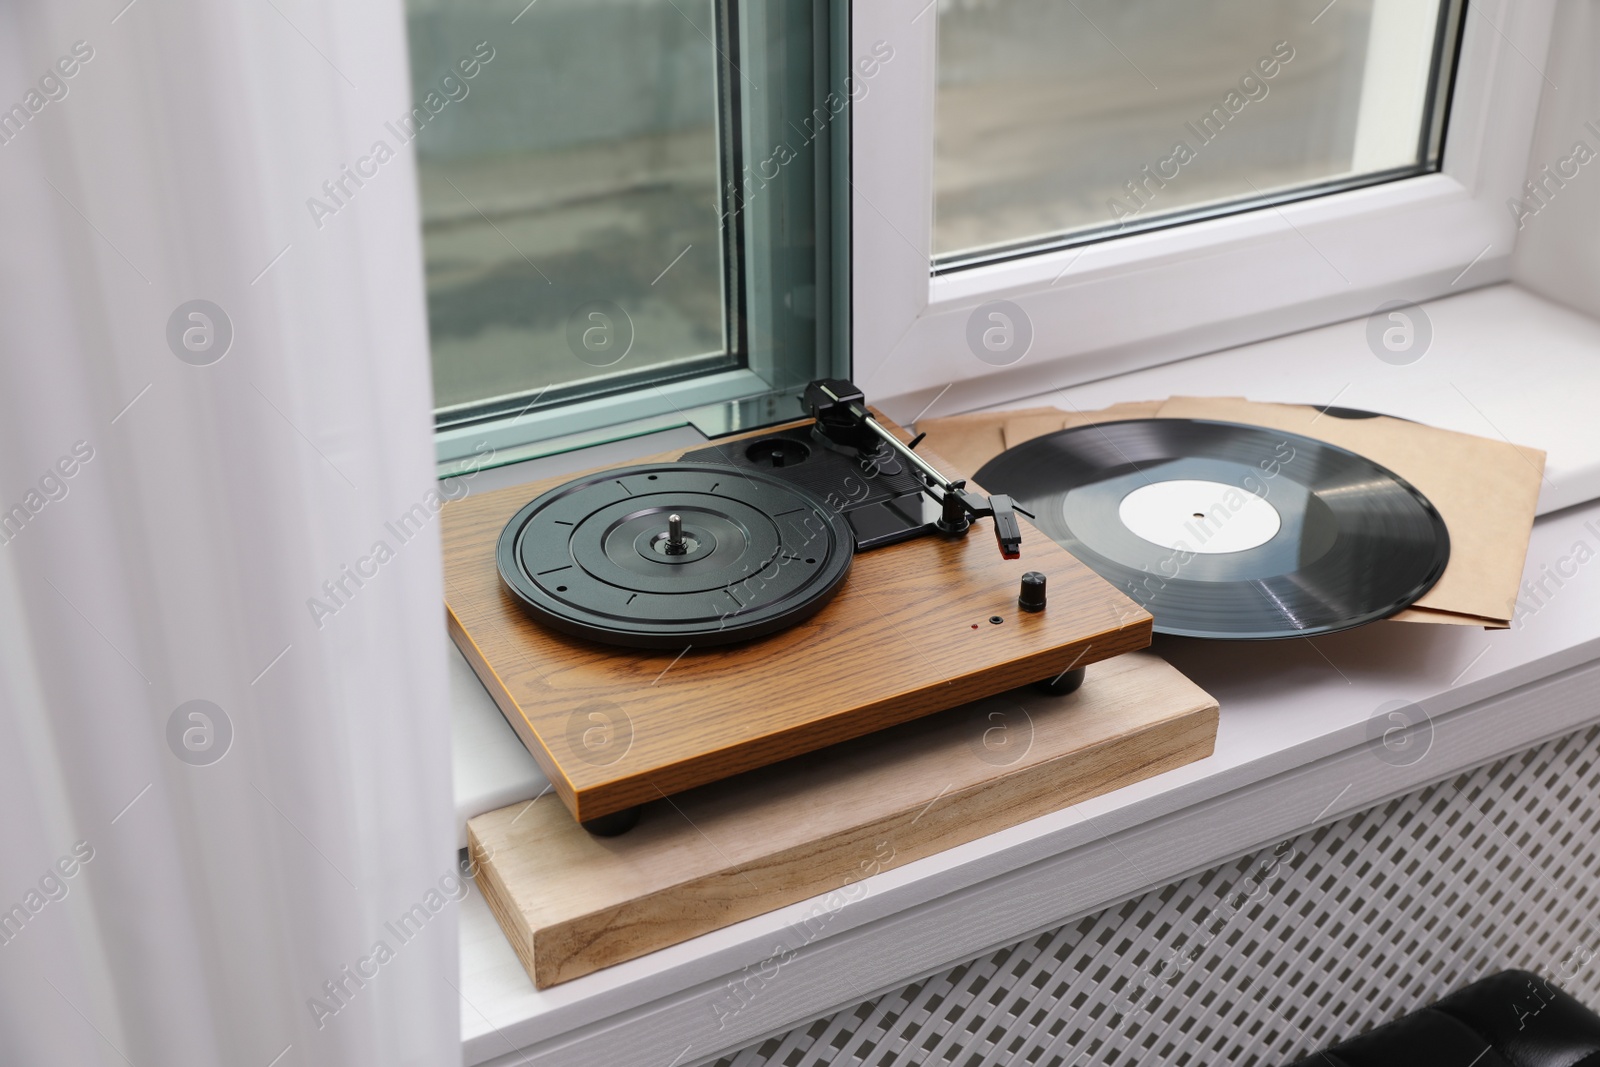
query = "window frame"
(849, 0, 1559, 417)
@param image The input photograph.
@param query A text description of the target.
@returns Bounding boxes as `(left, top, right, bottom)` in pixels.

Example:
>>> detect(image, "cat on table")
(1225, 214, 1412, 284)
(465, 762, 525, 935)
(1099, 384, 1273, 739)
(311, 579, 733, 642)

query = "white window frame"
(850, 0, 1558, 414)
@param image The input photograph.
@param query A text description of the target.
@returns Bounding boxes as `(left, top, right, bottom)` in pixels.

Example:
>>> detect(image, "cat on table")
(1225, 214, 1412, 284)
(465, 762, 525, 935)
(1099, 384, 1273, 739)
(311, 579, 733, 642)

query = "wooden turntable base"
(442, 416, 1153, 824)
(468, 652, 1219, 988)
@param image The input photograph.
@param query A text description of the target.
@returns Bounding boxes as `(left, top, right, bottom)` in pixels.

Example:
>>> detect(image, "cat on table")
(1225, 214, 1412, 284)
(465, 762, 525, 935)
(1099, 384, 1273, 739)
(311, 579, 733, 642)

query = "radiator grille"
(714, 724, 1600, 1067)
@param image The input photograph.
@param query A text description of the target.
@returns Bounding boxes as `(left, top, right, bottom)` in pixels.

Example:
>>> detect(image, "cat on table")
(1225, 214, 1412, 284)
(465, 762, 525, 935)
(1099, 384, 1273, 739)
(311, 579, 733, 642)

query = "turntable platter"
(496, 462, 854, 648)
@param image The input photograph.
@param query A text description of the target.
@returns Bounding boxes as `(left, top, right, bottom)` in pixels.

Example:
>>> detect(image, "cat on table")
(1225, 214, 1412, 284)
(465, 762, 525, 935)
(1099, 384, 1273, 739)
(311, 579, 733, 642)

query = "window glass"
(935, 0, 1462, 267)
(406, 0, 732, 417)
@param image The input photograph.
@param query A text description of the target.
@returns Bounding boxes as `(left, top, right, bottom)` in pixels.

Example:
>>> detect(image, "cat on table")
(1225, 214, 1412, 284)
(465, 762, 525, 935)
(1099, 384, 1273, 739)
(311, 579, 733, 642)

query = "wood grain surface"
(443, 416, 1153, 822)
(467, 652, 1219, 988)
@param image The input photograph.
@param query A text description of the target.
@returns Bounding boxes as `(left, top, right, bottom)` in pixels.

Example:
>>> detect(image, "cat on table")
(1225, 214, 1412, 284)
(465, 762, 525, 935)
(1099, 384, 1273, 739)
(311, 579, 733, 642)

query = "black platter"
(497, 462, 855, 648)
(975, 418, 1451, 639)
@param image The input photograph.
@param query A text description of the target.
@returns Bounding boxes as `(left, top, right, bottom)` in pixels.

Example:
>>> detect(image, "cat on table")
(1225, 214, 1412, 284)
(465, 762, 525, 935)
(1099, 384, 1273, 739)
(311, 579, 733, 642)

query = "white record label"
(1117, 479, 1282, 555)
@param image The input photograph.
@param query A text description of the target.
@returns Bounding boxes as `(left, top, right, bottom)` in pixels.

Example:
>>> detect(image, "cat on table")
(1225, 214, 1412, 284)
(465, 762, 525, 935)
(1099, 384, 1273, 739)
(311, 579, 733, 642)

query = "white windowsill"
(450, 282, 1600, 1067)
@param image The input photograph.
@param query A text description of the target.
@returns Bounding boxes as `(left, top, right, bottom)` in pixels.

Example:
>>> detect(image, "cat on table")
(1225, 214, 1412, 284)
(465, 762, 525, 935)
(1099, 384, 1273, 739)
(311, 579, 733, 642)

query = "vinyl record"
(498, 462, 854, 648)
(973, 419, 1450, 639)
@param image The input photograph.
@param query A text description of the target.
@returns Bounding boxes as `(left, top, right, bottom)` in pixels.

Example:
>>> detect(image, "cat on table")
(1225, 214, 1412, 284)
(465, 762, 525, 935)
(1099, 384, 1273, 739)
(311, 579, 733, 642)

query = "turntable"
(443, 380, 1154, 833)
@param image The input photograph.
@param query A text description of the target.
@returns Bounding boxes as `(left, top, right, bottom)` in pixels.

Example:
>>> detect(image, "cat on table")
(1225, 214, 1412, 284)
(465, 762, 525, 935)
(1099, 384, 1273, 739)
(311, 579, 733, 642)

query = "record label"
(1117, 478, 1282, 554)
(974, 419, 1451, 640)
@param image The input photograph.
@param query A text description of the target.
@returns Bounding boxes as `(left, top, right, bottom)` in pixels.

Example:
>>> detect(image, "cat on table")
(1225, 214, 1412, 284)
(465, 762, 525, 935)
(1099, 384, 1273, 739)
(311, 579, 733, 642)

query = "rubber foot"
(580, 805, 642, 836)
(1033, 666, 1086, 697)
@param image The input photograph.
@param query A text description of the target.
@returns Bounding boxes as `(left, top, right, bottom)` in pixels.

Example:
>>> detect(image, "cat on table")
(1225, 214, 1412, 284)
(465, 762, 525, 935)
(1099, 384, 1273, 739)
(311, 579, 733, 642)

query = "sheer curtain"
(0, 2, 457, 1065)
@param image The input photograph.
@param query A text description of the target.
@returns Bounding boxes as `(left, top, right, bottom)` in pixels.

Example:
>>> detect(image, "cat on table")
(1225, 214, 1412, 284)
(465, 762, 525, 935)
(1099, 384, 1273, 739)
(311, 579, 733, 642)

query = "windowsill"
(451, 283, 1600, 1066)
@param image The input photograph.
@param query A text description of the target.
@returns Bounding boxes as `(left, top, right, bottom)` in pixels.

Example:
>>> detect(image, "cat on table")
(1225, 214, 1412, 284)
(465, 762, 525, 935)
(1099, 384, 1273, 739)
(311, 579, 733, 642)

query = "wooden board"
(468, 651, 1218, 988)
(443, 416, 1153, 823)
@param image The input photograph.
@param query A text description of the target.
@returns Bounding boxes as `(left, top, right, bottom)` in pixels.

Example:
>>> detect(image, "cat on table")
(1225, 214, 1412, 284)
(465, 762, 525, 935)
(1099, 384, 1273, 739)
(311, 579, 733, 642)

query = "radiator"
(715, 723, 1600, 1066)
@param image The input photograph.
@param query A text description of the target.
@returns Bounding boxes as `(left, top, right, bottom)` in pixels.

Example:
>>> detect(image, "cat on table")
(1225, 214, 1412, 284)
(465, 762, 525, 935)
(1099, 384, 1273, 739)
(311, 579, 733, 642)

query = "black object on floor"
(1285, 970, 1600, 1067)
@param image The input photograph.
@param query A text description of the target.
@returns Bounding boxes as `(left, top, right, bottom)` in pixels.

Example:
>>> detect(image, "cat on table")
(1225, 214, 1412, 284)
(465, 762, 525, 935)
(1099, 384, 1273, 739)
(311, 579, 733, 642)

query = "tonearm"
(803, 379, 1025, 560)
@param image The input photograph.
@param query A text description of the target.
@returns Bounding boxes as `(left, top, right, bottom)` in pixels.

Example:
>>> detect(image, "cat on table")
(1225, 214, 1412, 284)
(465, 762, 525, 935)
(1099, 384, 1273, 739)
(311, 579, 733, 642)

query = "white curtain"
(0, 2, 458, 1065)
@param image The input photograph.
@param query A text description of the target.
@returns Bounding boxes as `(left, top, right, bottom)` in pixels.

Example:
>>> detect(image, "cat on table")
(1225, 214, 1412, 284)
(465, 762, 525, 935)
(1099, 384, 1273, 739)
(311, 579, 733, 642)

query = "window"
(935, 0, 1464, 269)
(850, 0, 1551, 413)
(409, 3, 732, 415)
(406, 1, 849, 467)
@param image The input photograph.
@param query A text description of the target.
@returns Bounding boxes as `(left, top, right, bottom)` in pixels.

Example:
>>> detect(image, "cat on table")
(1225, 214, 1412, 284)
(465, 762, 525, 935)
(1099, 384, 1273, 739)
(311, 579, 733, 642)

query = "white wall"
(1511, 0, 1600, 318)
